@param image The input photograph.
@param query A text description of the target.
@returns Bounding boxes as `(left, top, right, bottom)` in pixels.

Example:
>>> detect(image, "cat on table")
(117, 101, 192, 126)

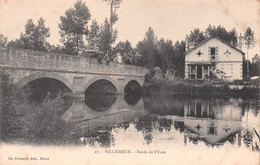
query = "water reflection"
(124, 93, 141, 105)
(62, 94, 259, 151)
(183, 99, 242, 146)
(85, 94, 117, 111)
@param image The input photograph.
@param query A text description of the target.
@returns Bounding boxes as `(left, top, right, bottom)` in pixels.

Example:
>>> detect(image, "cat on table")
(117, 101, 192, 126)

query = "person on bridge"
(114, 53, 123, 63)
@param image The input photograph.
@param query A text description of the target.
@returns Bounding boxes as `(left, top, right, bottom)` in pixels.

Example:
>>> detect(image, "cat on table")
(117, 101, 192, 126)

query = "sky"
(0, 0, 259, 59)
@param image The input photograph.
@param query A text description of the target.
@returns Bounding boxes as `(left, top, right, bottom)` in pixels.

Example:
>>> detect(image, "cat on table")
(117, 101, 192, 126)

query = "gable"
(185, 38, 243, 62)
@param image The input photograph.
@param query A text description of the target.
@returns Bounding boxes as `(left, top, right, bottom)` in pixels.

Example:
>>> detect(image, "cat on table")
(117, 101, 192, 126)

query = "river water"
(61, 94, 260, 152)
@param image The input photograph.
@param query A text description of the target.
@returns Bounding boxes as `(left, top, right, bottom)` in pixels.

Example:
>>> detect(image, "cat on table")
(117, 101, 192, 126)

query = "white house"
(184, 35, 245, 81)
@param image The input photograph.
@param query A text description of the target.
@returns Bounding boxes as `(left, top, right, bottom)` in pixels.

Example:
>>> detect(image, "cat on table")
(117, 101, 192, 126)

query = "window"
(211, 48, 216, 55)
(210, 47, 216, 61)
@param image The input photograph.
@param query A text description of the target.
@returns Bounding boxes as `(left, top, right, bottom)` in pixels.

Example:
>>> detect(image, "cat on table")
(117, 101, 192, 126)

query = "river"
(61, 94, 260, 152)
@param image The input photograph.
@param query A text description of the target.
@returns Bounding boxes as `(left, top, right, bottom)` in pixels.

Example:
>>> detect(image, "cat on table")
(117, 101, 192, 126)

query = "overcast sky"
(0, 0, 259, 58)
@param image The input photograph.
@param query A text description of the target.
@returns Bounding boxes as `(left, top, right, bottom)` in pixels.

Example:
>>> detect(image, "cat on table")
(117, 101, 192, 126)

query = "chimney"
(188, 42, 195, 50)
(238, 33, 243, 50)
(185, 34, 189, 52)
(230, 40, 234, 46)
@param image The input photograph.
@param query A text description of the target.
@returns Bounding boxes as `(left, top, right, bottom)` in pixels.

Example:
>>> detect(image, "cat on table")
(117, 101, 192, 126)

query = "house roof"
(183, 36, 245, 56)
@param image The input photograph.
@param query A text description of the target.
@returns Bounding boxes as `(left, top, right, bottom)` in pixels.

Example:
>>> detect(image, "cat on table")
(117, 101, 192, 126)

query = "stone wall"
(0, 47, 148, 77)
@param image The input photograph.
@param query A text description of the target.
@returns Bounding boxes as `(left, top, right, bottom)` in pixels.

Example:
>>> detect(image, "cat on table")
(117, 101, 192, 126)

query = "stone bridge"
(0, 47, 149, 97)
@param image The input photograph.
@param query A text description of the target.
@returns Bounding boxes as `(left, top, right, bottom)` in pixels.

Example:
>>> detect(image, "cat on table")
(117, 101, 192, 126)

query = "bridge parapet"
(0, 47, 149, 77)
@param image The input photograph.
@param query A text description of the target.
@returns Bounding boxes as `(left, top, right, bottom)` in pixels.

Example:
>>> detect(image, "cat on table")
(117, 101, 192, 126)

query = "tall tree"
(137, 27, 159, 69)
(102, 0, 122, 56)
(157, 38, 174, 72)
(98, 18, 118, 55)
(86, 20, 100, 48)
(172, 41, 185, 77)
(59, 0, 91, 55)
(243, 27, 256, 78)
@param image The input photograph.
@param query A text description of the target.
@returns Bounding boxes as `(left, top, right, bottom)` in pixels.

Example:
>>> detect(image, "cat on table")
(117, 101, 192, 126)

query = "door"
(197, 66, 202, 79)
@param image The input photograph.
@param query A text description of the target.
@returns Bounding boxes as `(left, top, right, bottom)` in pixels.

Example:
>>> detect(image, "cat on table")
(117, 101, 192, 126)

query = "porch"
(188, 62, 212, 79)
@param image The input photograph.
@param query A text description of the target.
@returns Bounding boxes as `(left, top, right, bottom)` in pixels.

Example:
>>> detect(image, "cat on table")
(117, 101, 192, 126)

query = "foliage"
(136, 27, 159, 68)
(250, 54, 260, 76)
(59, 0, 91, 55)
(103, 0, 122, 25)
(205, 25, 238, 45)
(86, 20, 101, 48)
(143, 78, 259, 97)
(188, 28, 205, 44)
(157, 39, 174, 72)
(22, 92, 74, 144)
(7, 18, 50, 51)
(0, 71, 76, 145)
(86, 18, 118, 57)
(0, 70, 27, 142)
(7, 39, 24, 48)
(85, 0, 122, 57)
(98, 18, 118, 55)
(243, 27, 256, 50)
(110, 40, 140, 64)
(211, 66, 227, 81)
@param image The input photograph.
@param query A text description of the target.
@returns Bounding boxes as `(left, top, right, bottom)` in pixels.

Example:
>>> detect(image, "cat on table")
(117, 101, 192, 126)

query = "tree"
(137, 27, 159, 69)
(103, 0, 122, 26)
(102, 0, 122, 56)
(111, 40, 135, 63)
(7, 18, 50, 51)
(157, 38, 174, 72)
(251, 54, 259, 76)
(188, 28, 205, 44)
(172, 41, 185, 77)
(98, 18, 118, 55)
(0, 34, 8, 47)
(59, 0, 91, 55)
(86, 20, 101, 48)
(205, 25, 237, 45)
(243, 27, 256, 78)
(19, 18, 50, 51)
(7, 39, 24, 48)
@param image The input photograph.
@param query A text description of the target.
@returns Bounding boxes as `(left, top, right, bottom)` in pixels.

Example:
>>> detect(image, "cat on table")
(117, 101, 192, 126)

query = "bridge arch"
(123, 77, 144, 94)
(17, 71, 74, 93)
(124, 77, 144, 87)
(83, 76, 119, 92)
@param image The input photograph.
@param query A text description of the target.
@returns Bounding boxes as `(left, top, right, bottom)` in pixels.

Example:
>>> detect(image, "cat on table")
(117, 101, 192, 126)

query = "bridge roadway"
(0, 47, 149, 97)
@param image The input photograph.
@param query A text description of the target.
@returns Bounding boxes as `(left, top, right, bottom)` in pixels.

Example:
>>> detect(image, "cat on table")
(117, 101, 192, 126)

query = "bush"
(20, 92, 76, 145)
(0, 70, 28, 142)
(0, 70, 76, 145)
(143, 77, 259, 98)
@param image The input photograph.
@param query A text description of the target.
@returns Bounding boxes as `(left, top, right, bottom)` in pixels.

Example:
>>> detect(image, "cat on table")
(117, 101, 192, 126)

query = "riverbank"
(143, 78, 259, 98)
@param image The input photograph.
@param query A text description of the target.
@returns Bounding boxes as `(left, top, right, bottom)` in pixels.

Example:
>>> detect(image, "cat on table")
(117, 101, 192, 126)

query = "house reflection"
(183, 99, 242, 146)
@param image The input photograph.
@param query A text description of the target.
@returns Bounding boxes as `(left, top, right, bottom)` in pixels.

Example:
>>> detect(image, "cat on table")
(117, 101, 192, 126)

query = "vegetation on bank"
(0, 70, 78, 145)
(143, 73, 259, 98)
